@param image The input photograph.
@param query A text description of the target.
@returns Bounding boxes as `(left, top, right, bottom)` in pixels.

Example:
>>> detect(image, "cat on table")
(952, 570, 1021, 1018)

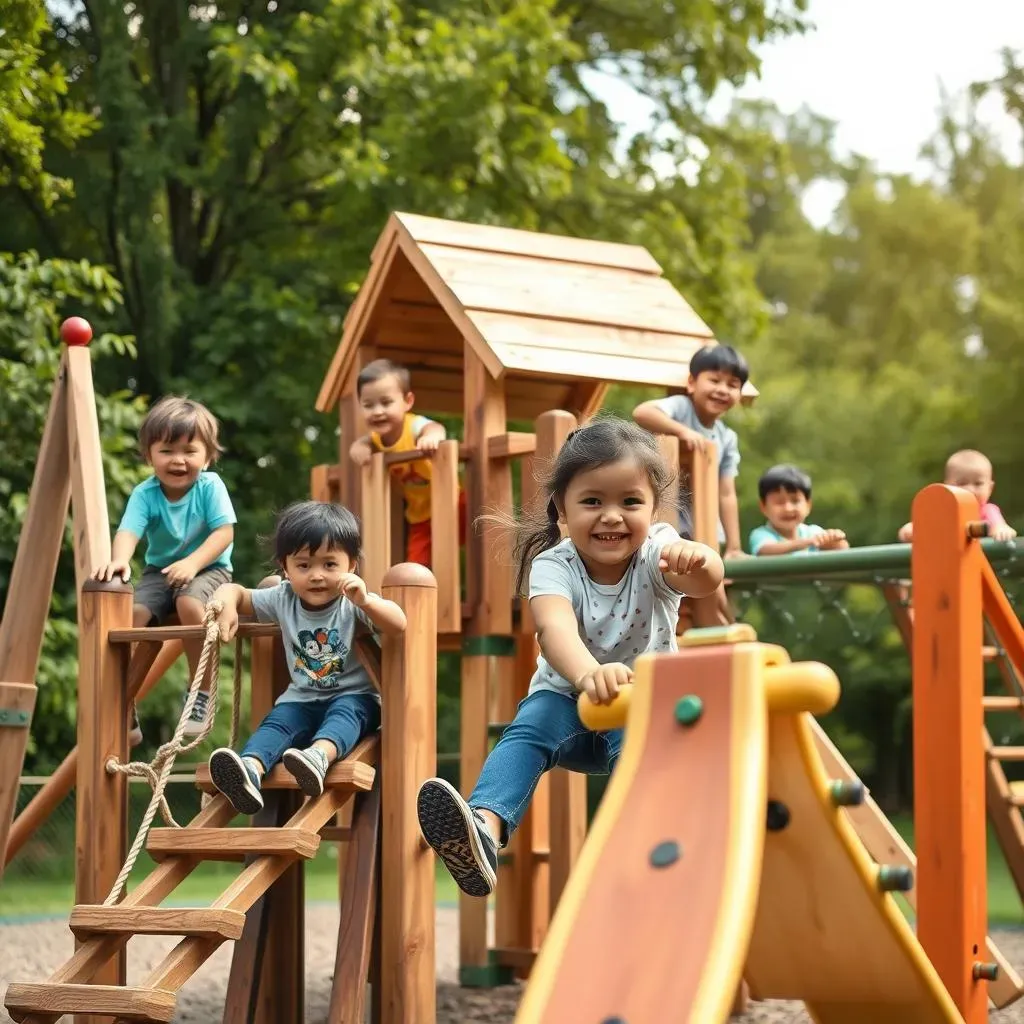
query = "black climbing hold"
(877, 865, 914, 892)
(766, 800, 790, 831)
(829, 779, 865, 807)
(675, 695, 703, 726)
(973, 962, 999, 981)
(649, 840, 681, 868)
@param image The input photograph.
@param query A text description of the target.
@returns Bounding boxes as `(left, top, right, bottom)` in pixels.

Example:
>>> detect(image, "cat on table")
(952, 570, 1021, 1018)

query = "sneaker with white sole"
(416, 777, 498, 897)
(282, 746, 330, 798)
(209, 748, 264, 815)
(182, 690, 211, 737)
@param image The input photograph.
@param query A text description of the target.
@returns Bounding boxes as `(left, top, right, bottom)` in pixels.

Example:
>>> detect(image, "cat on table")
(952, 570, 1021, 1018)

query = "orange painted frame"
(910, 483, 988, 1023)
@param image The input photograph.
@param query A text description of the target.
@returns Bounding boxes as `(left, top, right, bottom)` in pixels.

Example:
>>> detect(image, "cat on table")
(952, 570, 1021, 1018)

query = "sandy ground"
(2, 906, 1024, 1022)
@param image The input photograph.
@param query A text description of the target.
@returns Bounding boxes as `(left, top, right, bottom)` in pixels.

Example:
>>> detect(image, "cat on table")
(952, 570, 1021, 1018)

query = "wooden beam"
(487, 432, 536, 459)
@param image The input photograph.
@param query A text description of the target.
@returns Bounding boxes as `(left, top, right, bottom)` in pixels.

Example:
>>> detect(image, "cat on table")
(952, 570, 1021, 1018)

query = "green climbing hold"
(675, 695, 703, 726)
(877, 865, 914, 892)
(649, 840, 681, 868)
(829, 780, 866, 807)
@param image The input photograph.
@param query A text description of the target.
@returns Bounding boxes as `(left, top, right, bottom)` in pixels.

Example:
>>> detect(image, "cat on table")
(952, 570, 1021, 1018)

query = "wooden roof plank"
(395, 212, 663, 275)
(391, 219, 506, 381)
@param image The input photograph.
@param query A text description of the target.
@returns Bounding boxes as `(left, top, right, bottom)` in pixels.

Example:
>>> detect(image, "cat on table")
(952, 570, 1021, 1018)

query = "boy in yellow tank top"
(348, 359, 467, 566)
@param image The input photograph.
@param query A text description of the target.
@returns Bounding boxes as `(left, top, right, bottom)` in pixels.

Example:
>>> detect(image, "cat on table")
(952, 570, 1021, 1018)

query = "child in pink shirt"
(898, 449, 1016, 542)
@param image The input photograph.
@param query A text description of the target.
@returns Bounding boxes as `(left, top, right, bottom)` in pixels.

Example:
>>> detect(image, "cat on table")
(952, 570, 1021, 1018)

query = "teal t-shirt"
(118, 472, 237, 570)
(749, 522, 825, 556)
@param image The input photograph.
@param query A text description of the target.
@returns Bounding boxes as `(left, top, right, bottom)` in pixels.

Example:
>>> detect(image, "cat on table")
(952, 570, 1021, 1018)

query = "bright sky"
(587, 0, 1024, 225)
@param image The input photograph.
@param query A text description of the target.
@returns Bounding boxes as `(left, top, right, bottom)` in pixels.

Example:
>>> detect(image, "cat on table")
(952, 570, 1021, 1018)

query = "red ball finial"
(60, 316, 93, 346)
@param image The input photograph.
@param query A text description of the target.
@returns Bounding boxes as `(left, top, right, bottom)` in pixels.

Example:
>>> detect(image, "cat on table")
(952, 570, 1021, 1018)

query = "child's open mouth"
(592, 533, 629, 544)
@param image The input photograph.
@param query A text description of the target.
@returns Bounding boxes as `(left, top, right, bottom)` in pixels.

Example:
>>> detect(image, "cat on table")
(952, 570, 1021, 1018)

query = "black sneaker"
(209, 748, 264, 815)
(282, 746, 330, 798)
(416, 777, 498, 897)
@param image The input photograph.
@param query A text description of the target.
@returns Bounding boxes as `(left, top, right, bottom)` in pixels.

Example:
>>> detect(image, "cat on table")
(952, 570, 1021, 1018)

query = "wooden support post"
(380, 564, 437, 1024)
(75, 579, 132, 1024)
(532, 411, 587, 915)
(361, 452, 392, 597)
(431, 438, 462, 635)
(911, 483, 987, 1024)
(0, 683, 36, 882)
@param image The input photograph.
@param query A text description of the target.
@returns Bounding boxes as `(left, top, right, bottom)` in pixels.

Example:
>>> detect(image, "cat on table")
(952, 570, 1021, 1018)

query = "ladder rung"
(5, 982, 175, 1022)
(984, 696, 1024, 711)
(1008, 781, 1024, 807)
(989, 746, 1024, 762)
(69, 905, 246, 940)
(983, 645, 1001, 661)
(193, 759, 375, 793)
(147, 826, 319, 862)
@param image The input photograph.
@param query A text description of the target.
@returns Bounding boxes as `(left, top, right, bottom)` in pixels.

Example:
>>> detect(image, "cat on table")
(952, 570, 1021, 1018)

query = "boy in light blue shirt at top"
(749, 464, 848, 556)
(92, 396, 237, 740)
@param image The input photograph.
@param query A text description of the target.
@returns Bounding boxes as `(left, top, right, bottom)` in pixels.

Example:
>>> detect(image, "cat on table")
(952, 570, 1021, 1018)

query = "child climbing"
(347, 358, 466, 568)
(91, 396, 237, 740)
(749, 464, 849, 556)
(416, 418, 724, 897)
(898, 449, 1017, 543)
(631, 343, 748, 558)
(205, 501, 406, 812)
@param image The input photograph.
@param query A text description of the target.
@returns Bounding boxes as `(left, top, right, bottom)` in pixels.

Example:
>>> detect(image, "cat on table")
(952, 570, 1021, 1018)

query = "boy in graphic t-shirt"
(348, 358, 466, 568)
(205, 501, 406, 813)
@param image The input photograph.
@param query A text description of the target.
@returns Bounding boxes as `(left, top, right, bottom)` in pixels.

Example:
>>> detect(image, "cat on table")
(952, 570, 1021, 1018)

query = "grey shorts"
(134, 564, 233, 624)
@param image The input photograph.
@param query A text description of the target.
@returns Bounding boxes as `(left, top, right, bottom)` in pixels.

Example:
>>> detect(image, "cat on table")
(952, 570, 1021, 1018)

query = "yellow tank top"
(370, 413, 433, 524)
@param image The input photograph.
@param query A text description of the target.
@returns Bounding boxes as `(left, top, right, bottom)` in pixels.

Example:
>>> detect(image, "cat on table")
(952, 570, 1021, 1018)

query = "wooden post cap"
(82, 577, 134, 594)
(382, 562, 437, 589)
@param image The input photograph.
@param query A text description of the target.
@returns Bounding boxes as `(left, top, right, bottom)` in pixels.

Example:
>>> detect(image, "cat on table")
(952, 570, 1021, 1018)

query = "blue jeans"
(241, 692, 381, 772)
(469, 689, 623, 842)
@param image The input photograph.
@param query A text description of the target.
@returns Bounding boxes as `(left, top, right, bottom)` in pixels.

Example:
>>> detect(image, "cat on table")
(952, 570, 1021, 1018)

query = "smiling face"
(283, 544, 355, 609)
(945, 452, 995, 507)
(760, 487, 811, 539)
(559, 458, 657, 584)
(688, 368, 743, 426)
(358, 373, 414, 446)
(147, 436, 209, 500)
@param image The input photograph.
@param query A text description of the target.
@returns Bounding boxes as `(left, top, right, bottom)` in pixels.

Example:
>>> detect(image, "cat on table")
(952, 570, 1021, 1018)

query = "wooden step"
(147, 826, 319, 862)
(1007, 781, 1024, 807)
(5, 982, 175, 1022)
(990, 747, 1024, 763)
(984, 645, 1001, 661)
(194, 758, 375, 794)
(69, 904, 246, 940)
(984, 696, 1024, 711)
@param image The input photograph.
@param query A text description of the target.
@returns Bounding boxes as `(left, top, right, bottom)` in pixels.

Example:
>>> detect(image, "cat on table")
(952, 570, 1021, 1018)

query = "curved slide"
(515, 626, 967, 1024)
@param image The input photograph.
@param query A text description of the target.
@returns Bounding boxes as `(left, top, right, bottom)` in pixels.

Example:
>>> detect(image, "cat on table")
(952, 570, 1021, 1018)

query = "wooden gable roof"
(316, 212, 754, 421)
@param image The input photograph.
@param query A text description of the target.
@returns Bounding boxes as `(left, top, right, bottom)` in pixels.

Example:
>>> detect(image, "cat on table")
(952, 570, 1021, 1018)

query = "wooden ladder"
(4, 735, 380, 1024)
(885, 584, 1024, 910)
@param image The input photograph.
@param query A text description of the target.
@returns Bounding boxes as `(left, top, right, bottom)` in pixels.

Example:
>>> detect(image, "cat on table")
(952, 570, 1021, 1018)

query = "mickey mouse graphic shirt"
(250, 581, 381, 704)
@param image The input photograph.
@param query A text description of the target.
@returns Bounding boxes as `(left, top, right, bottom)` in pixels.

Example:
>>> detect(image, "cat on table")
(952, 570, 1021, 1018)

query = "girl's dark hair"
(689, 343, 750, 385)
(489, 417, 678, 594)
(757, 464, 812, 501)
(272, 501, 361, 563)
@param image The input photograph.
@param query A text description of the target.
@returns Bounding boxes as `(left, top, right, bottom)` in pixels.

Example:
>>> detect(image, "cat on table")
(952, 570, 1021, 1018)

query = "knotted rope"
(102, 601, 243, 905)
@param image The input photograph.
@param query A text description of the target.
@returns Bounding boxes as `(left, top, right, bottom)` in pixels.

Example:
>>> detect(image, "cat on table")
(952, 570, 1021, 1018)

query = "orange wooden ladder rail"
(911, 482, 992, 1024)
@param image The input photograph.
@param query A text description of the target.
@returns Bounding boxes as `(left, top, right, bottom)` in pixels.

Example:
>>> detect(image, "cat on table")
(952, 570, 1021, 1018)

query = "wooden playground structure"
(1, 212, 1024, 1022)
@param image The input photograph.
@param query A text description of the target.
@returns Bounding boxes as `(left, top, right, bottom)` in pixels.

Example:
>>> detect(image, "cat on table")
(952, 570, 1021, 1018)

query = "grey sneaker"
(182, 690, 211, 737)
(282, 746, 331, 798)
(209, 748, 264, 815)
(416, 777, 498, 897)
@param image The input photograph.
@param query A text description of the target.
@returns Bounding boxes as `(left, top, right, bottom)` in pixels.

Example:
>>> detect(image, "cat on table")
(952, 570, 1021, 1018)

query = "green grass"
(2, 815, 1020, 926)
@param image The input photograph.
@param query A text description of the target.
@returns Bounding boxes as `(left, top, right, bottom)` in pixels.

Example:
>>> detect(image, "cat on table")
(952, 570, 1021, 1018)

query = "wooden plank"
(379, 565, 437, 1024)
(108, 622, 280, 643)
(0, 682, 36, 880)
(485, 341, 694, 390)
(5, 984, 176, 1023)
(431, 439, 462, 635)
(145, 827, 320, 862)
(75, 580, 132, 1024)
(328, 773, 382, 1023)
(392, 220, 504, 380)
(65, 346, 111, 593)
(310, 464, 331, 502)
(68, 906, 246, 941)
(911, 483, 988, 1024)
(396, 212, 664, 274)
(488, 432, 536, 458)
(194, 757, 375, 793)
(0, 352, 71, 684)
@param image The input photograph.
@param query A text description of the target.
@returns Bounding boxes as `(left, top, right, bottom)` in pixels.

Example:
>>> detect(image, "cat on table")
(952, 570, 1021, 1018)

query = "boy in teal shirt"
(92, 396, 237, 738)
(749, 464, 848, 556)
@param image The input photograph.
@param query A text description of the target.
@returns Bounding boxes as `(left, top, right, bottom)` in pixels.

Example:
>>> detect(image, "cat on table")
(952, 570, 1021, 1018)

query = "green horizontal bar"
(723, 539, 1023, 585)
(0, 708, 30, 727)
(462, 635, 517, 657)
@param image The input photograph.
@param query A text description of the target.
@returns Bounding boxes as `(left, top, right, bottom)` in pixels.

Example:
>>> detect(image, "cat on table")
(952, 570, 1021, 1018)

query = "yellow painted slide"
(515, 626, 967, 1024)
